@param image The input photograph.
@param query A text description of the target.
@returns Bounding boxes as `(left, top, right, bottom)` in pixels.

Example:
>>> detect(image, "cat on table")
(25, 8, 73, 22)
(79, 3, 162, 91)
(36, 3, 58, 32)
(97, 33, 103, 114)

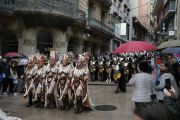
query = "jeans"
(156, 64, 160, 79)
(13, 84, 18, 93)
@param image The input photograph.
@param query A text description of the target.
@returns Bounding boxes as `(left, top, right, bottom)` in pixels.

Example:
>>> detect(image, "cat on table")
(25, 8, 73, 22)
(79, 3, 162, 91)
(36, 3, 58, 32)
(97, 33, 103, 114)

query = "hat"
(36, 53, 47, 63)
(49, 50, 59, 61)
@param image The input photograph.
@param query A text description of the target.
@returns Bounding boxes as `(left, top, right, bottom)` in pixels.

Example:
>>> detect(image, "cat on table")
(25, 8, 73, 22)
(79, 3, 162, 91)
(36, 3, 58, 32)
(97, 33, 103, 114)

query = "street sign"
(169, 31, 174, 36)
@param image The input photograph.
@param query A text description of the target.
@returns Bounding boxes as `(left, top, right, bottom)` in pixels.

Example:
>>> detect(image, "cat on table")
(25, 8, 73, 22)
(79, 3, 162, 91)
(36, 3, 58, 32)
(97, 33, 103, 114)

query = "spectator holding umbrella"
(9, 60, 18, 95)
(17, 59, 27, 93)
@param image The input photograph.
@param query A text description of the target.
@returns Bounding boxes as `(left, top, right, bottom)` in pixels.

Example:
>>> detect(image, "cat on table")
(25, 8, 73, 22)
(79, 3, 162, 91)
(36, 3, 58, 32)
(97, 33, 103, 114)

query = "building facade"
(0, 0, 114, 56)
(109, 0, 132, 53)
(132, 0, 151, 42)
(152, 0, 177, 46)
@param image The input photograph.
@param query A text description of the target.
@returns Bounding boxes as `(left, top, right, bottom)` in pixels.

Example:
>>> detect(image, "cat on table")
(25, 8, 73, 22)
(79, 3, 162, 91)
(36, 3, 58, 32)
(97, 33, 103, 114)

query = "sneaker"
(13, 93, 17, 96)
(3, 92, 7, 96)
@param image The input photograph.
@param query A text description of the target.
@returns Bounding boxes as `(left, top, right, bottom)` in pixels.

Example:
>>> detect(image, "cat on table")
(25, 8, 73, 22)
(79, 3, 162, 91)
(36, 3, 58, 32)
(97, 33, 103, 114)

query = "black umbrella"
(162, 47, 180, 55)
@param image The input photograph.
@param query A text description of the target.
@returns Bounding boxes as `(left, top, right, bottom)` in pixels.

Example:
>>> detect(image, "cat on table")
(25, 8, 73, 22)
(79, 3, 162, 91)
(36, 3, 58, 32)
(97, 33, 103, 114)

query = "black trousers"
(9, 79, 14, 93)
(118, 78, 126, 92)
(2, 77, 9, 93)
(135, 102, 147, 107)
(159, 100, 163, 104)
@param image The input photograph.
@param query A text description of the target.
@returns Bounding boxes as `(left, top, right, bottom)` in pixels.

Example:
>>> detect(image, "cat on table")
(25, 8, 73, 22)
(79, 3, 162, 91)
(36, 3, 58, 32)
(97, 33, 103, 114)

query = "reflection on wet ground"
(0, 84, 135, 120)
(0, 69, 157, 120)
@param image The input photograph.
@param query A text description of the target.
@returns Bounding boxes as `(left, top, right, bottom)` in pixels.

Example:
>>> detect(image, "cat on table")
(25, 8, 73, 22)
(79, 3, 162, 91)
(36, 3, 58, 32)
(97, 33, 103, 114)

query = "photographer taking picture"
(164, 86, 180, 119)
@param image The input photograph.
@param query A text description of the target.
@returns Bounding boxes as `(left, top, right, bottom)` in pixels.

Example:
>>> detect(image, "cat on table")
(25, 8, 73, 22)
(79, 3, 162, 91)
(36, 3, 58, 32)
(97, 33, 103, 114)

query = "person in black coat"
(17, 65, 25, 92)
(170, 58, 180, 88)
(0, 58, 10, 95)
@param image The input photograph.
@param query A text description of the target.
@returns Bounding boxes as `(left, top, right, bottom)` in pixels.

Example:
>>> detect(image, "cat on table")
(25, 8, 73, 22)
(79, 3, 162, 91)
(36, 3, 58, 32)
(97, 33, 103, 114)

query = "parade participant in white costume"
(71, 54, 94, 114)
(44, 50, 59, 109)
(58, 52, 74, 111)
(22, 55, 38, 107)
(33, 53, 47, 108)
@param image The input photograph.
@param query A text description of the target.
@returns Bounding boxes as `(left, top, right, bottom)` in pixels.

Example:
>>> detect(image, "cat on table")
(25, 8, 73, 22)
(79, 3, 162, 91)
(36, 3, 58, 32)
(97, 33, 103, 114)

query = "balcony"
(14, 0, 76, 18)
(112, 4, 118, 16)
(13, 0, 77, 29)
(118, 10, 123, 19)
(164, 0, 176, 18)
(152, 0, 163, 15)
(76, 9, 86, 24)
(0, 0, 14, 12)
(99, 0, 112, 7)
(106, 0, 112, 5)
(88, 17, 114, 36)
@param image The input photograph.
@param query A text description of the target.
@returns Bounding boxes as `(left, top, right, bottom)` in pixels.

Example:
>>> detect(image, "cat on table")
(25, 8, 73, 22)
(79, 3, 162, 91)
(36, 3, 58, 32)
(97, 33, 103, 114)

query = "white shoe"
(3, 92, 7, 96)
(106, 79, 108, 83)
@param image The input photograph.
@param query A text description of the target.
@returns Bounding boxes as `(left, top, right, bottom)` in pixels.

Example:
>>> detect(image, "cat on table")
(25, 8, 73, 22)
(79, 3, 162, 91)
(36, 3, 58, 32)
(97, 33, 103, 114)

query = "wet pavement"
(0, 69, 158, 120)
(0, 84, 135, 120)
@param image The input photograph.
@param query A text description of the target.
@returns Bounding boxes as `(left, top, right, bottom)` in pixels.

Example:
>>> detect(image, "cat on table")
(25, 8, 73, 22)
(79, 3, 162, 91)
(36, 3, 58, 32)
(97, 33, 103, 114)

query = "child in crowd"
(12, 71, 18, 95)
(151, 57, 154, 70)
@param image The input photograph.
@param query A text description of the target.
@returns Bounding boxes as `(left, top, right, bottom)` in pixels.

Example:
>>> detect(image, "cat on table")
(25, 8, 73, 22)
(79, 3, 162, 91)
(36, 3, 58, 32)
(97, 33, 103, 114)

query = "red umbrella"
(112, 41, 158, 53)
(4, 52, 21, 57)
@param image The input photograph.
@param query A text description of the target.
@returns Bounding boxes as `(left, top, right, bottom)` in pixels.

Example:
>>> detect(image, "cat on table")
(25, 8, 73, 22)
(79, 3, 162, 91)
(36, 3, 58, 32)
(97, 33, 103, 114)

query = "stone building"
(132, 0, 151, 42)
(109, 0, 132, 53)
(0, 0, 114, 56)
(152, 0, 177, 46)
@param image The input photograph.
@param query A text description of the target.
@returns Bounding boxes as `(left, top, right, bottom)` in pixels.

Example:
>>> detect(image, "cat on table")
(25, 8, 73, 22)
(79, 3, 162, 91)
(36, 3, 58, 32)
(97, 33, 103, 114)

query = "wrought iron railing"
(14, 0, 77, 18)
(76, 9, 86, 23)
(88, 17, 114, 35)
(0, 0, 14, 12)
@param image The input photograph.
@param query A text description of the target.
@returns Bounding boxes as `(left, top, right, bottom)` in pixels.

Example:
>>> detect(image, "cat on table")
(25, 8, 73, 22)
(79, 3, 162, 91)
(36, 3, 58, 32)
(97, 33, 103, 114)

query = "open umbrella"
(162, 47, 180, 55)
(158, 40, 180, 49)
(174, 54, 180, 57)
(4, 52, 21, 57)
(112, 41, 158, 54)
(17, 59, 28, 65)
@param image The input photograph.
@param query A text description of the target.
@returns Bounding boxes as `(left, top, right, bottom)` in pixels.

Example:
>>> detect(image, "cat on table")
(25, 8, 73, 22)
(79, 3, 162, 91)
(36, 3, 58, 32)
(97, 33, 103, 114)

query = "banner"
(160, 22, 167, 36)
(120, 23, 126, 35)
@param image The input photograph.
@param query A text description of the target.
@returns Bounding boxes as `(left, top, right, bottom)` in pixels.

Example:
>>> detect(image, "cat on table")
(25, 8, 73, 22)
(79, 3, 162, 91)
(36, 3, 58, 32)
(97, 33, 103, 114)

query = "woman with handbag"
(129, 62, 154, 107)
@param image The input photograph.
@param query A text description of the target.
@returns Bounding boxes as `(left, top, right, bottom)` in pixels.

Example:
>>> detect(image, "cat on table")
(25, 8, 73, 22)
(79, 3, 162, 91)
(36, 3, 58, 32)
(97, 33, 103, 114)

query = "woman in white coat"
(129, 62, 154, 107)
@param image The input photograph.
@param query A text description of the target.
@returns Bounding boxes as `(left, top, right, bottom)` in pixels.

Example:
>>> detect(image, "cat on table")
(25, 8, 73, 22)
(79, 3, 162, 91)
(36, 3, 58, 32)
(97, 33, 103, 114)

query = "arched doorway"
(0, 31, 18, 56)
(37, 30, 53, 56)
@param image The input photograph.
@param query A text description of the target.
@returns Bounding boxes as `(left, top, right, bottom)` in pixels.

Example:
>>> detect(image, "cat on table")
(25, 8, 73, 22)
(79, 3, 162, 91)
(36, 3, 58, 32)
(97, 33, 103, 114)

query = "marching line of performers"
(20, 50, 154, 113)
(89, 51, 154, 93)
(20, 51, 94, 114)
